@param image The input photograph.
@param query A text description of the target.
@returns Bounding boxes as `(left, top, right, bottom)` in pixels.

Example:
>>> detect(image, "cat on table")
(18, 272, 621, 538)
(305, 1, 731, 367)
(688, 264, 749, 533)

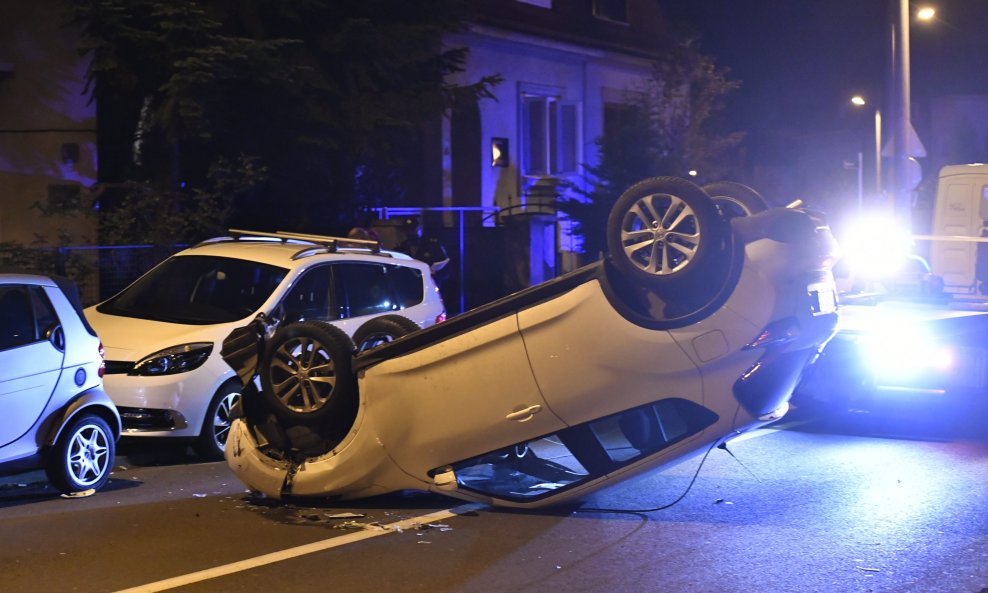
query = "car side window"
(388, 265, 424, 308)
(280, 266, 335, 323)
(334, 263, 396, 318)
(29, 286, 60, 336)
(0, 285, 38, 350)
(446, 398, 718, 503)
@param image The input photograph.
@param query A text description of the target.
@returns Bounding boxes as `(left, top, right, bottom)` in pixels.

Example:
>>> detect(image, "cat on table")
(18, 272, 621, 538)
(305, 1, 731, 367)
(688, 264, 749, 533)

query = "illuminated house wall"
(0, 0, 97, 245)
(441, 0, 673, 273)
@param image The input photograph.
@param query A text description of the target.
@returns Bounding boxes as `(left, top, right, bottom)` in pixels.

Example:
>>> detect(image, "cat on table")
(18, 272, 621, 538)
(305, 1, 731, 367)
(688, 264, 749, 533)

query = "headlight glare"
(131, 343, 213, 376)
(859, 323, 953, 380)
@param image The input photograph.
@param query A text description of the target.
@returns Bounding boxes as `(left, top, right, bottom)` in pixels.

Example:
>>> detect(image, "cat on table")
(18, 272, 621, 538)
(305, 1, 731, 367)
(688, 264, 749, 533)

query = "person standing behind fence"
(346, 226, 379, 243)
(397, 216, 449, 285)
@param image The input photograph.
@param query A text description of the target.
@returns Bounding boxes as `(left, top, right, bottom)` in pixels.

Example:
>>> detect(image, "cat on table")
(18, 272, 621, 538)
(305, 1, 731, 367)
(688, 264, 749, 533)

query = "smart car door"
(0, 285, 64, 447)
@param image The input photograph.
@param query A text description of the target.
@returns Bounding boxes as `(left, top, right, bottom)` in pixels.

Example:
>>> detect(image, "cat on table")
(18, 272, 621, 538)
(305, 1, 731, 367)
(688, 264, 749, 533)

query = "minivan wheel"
(195, 382, 241, 460)
(260, 321, 357, 425)
(352, 315, 420, 352)
(47, 413, 115, 494)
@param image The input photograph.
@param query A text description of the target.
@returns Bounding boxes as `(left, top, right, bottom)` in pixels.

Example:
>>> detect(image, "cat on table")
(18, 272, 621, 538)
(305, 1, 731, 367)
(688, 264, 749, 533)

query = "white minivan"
(87, 231, 445, 459)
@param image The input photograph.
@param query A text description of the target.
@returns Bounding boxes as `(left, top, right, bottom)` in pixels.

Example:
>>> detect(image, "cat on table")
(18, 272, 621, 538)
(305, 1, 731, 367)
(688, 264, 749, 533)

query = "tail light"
(98, 341, 106, 378)
(435, 311, 447, 324)
(745, 317, 798, 350)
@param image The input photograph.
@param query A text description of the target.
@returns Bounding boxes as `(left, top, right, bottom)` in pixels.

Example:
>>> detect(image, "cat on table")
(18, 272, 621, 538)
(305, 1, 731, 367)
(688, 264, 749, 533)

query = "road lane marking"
(112, 502, 485, 593)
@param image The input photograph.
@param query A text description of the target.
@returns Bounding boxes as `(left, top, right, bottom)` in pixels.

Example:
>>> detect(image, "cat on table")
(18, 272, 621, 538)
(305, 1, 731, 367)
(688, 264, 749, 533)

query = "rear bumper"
(734, 347, 823, 418)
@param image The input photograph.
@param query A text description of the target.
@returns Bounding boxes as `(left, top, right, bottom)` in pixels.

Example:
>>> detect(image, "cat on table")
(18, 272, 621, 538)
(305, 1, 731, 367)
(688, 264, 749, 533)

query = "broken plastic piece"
(433, 467, 457, 491)
(60, 488, 96, 499)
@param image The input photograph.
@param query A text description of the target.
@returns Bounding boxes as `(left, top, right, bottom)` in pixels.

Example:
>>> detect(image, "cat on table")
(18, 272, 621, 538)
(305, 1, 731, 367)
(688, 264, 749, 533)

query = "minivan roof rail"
(197, 229, 382, 253)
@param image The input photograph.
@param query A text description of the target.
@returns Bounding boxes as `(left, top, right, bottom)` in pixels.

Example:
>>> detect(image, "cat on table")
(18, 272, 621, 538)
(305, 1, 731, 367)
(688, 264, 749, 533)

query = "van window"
(281, 266, 335, 322)
(97, 255, 287, 324)
(389, 265, 424, 309)
(334, 264, 395, 318)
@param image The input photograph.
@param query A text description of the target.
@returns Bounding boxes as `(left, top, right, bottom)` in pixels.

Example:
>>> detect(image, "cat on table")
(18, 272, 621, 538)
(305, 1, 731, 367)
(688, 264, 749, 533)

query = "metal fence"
(0, 244, 181, 306)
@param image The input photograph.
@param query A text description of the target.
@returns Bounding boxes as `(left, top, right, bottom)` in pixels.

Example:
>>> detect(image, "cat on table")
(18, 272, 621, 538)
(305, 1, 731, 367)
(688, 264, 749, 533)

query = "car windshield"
(97, 255, 288, 325)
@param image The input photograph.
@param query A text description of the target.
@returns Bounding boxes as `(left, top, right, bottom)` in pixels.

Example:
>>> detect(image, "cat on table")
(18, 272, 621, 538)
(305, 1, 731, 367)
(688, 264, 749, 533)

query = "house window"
(593, 0, 627, 23)
(47, 184, 81, 211)
(520, 94, 579, 177)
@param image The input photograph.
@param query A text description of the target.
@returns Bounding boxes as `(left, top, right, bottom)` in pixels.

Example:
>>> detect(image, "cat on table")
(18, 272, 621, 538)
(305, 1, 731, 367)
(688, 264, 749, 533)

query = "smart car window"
(28, 286, 59, 336)
(334, 263, 395, 318)
(281, 266, 335, 323)
(97, 256, 287, 324)
(388, 265, 424, 308)
(0, 285, 37, 350)
(447, 398, 718, 502)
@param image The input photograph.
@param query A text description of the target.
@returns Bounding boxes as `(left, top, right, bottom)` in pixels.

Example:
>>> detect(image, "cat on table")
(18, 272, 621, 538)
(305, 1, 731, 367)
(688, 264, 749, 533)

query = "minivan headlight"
(131, 343, 213, 376)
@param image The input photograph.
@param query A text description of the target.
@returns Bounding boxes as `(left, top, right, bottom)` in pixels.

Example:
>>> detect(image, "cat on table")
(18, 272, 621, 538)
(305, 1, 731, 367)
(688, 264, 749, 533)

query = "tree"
(65, 0, 500, 244)
(556, 39, 743, 259)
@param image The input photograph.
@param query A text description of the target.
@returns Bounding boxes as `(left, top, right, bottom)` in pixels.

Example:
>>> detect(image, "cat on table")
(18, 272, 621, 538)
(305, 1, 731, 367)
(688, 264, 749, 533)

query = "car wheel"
(46, 413, 115, 494)
(194, 382, 241, 460)
(259, 321, 356, 425)
(352, 315, 420, 353)
(702, 181, 769, 220)
(606, 176, 728, 289)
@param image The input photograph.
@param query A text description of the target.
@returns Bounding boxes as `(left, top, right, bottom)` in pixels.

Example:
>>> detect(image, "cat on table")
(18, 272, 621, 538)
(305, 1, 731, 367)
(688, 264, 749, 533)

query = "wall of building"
(0, 0, 97, 245)
(443, 23, 656, 277)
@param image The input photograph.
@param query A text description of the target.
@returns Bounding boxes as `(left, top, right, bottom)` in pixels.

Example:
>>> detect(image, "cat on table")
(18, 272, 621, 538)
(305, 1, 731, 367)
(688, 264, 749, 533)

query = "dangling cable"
(717, 441, 762, 483)
(573, 438, 720, 515)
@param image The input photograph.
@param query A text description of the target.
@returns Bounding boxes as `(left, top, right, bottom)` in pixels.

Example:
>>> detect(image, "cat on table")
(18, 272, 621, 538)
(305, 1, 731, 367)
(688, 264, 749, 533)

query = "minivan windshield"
(97, 255, 287, 324)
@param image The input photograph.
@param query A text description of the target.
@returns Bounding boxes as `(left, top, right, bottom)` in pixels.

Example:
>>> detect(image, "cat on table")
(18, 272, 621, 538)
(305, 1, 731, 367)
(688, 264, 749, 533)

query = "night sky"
(660, 0, 988, 165)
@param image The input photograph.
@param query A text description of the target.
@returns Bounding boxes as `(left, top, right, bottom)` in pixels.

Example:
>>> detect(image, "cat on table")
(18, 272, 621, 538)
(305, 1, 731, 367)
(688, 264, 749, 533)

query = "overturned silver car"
(224, 177, 839, 508)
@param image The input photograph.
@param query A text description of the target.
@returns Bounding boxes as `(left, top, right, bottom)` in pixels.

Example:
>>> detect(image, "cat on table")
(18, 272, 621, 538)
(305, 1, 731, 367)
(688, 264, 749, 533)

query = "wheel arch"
(45, 388, 121, 447)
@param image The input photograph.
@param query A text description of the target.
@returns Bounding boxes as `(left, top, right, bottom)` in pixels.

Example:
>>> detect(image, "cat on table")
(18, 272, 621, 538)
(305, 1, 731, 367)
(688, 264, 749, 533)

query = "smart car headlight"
(131, 343, 213, 376)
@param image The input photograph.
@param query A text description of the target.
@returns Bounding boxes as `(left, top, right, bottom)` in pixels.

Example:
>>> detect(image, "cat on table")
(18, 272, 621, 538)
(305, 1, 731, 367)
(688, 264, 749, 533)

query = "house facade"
(0, 0, 97, 247)
(437, 0, 674, 281)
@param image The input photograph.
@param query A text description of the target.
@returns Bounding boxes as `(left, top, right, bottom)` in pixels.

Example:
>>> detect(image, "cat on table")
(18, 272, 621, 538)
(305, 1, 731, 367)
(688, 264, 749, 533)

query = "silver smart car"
(0, 273, 120, 495)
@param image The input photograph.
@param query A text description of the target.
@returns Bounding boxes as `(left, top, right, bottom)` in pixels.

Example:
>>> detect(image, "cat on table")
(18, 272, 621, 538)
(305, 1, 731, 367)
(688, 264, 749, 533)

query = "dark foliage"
(66, 0, 500, 243)
(556, 40, 743, 259)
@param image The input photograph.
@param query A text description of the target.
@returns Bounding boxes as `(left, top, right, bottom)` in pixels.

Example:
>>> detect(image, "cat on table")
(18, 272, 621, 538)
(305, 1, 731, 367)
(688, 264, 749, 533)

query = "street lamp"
(889, 1, 935, 230)
(917, 6, 936, 21)
(850, 96, 882, 205)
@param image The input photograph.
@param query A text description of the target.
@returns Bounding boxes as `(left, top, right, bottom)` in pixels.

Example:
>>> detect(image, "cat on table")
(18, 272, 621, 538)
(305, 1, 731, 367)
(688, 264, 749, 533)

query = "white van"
(928, 163, 988, 294)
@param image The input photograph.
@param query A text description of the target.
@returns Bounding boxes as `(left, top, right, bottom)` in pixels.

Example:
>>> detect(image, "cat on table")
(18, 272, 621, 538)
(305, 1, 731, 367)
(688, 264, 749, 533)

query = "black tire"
(606, 177, 729, 289)
(194, 381, 241, 460)
(702, 181, 769, 220)
(259, 321, 356, 425)
(352, 315, 420, 353)
(46, 413, 115, 494)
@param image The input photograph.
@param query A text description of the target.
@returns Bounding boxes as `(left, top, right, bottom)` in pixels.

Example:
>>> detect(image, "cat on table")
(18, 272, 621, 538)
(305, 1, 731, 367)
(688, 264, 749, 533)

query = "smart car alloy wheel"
(48, 413, 115, 494)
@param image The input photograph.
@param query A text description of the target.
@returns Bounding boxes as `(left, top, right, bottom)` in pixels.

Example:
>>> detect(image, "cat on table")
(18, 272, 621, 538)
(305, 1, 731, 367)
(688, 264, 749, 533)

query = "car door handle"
(505, 404, 542, 423)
